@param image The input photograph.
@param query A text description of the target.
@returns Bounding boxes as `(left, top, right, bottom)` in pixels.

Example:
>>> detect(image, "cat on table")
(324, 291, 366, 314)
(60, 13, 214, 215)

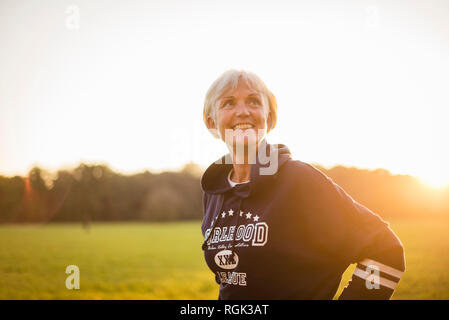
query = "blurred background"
(0, 0, 448, 299)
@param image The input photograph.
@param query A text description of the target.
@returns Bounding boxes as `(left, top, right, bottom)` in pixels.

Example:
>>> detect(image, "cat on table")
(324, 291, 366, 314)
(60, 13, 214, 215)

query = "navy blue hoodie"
(200, 140, 405, 300)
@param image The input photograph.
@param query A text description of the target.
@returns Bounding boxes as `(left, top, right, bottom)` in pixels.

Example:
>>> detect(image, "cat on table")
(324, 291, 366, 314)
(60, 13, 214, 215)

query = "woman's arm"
(294, 163, 406, 299)
(335, 197, 405, 299)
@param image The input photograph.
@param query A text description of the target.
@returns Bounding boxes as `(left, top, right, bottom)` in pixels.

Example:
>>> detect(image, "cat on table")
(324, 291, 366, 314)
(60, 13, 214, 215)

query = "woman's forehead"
(219, 80, 263, 99)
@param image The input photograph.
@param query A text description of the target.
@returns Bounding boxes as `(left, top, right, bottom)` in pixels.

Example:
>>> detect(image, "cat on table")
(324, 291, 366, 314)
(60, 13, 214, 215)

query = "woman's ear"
(206, 116, 216, 130)
(206, 116, 220, 139)
(266, 112, 273, 132)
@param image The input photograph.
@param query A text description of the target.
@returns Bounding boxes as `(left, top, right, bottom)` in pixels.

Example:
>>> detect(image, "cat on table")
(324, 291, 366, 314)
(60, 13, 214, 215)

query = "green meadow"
(0, 218, 448, 299)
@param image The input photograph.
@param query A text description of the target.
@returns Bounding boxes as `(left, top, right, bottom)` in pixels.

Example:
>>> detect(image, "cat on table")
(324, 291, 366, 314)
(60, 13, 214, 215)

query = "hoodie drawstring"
(202, 195, 224, 251)
(201, 185, 248, 285)
(230, 198, 243, 261)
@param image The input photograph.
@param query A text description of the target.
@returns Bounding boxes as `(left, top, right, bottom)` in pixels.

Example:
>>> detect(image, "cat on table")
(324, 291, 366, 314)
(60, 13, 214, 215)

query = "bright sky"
(1, 0, 448, 187)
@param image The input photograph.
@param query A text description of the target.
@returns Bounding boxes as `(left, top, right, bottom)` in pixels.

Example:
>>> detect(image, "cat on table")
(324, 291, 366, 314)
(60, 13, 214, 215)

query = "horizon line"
(1, 160, 448, 189)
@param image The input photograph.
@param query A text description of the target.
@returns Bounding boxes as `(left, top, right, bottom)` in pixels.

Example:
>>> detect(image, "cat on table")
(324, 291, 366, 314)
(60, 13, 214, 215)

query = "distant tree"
(0, 162, 448, 224)
(14, 167, 50, 222)
(181, 162, 204, 178)
(140, 185, 183, 221)
(0, 176, 24, 223)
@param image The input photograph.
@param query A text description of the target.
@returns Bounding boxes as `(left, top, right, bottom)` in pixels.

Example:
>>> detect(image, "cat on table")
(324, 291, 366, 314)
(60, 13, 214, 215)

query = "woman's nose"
(235, 101, 250, 116)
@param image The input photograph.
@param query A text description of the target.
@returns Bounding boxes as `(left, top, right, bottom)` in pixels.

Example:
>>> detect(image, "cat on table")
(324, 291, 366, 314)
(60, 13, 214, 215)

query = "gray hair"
(203, 70, 278, 138)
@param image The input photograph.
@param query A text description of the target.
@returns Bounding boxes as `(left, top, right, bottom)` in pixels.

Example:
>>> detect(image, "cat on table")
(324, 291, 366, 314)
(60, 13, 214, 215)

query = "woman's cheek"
(256, 127, 267, 142)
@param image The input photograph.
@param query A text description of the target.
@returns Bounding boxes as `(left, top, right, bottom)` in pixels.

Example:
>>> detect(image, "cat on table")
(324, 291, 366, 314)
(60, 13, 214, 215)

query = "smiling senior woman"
(200, 70, 405, 300)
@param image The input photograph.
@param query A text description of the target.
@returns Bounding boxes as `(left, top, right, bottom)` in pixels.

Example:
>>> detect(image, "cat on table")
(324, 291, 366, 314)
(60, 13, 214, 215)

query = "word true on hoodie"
(200, 140, 405, 300)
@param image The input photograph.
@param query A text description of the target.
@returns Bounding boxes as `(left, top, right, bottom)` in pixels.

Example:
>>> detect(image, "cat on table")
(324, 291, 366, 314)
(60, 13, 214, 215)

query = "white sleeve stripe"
(353, 267, 397, 290)
(359, 258, 404, 279)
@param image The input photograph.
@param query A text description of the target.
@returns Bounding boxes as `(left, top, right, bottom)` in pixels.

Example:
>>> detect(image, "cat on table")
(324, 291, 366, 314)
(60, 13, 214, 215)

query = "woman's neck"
(230, 164, 251, 183)
(228, 141, 260, 182)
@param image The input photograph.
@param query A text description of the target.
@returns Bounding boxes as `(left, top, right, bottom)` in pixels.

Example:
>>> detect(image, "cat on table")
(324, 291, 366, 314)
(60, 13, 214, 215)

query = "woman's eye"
(249, 98, 260, 105)
(223, 100, 233, 107)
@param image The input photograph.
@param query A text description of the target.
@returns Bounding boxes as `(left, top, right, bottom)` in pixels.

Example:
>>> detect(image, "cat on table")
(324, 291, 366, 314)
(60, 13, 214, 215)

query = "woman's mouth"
(232, 123, 254, 130)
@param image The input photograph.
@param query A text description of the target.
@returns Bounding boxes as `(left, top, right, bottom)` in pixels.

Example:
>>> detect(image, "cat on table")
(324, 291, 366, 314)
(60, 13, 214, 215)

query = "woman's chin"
(229, 134, 259, 148)
(222, 128, 266, 149)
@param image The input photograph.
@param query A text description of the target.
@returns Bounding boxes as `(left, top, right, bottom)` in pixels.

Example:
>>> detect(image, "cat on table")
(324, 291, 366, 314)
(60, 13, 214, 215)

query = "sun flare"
(419, 172, 449, 189)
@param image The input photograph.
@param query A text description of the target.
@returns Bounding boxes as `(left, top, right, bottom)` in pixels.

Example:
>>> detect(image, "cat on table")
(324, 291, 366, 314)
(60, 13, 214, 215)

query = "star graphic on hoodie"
(253, 215, 260, 222)
(246, 212, 252, 219)
(240, 211, 244, 217)
(228, 209, 234, 216)
(221, 212, 226, 218)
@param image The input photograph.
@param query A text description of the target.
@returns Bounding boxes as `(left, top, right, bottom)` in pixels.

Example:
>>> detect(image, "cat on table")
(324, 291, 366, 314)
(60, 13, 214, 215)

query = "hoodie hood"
(201, 139, 292, 197)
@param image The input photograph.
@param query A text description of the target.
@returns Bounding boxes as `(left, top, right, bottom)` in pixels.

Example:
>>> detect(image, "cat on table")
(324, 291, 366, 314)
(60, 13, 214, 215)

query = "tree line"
(0, 162, 447, 224)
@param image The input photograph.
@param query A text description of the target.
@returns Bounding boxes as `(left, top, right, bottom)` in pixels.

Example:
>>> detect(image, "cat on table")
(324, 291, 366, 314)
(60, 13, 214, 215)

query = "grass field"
(0, 217, 448, 299)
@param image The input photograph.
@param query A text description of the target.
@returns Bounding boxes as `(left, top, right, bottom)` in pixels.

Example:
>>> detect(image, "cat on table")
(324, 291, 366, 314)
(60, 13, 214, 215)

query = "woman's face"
(207, 81, 272, 150)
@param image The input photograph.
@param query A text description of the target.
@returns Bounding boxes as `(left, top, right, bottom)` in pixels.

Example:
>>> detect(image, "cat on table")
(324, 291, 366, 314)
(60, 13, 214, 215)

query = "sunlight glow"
(0, 1, 448, 186)
(419, 174, 449, 189)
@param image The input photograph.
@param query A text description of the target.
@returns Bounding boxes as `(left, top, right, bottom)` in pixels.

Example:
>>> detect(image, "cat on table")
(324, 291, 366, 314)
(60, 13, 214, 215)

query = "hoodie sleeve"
(335, 190, 406, 300)
(297, 164, 406, 300)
